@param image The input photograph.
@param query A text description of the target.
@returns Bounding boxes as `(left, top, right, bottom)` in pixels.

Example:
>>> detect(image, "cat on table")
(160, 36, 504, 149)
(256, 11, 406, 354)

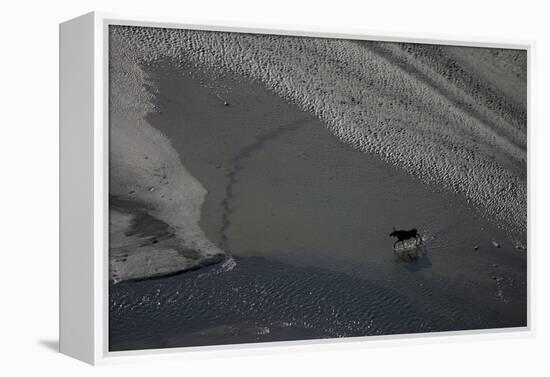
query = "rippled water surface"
(110, 255, 523, 351)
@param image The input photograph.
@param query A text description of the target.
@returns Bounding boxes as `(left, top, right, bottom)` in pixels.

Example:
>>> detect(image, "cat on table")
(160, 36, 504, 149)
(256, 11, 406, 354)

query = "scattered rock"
(491, 240, 500, 248)
(149, 187, 155, 192)
(473, 245, 479, 250)
(224, 101, 230, 107)
(492, 263, 499, 268)
(128, 190, 135, 195)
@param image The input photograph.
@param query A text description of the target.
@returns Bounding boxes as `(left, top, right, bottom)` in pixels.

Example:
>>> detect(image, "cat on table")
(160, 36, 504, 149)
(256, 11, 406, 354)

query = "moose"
(389, 227, 422, 249)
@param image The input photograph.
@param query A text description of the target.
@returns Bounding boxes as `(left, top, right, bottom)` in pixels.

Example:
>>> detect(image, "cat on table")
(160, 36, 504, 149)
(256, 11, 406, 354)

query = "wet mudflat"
(109, 64, 526, 351)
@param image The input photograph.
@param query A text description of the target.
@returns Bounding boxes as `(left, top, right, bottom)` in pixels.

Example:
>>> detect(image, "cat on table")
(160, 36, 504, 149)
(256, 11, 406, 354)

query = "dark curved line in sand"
(219, 118, 310, 250)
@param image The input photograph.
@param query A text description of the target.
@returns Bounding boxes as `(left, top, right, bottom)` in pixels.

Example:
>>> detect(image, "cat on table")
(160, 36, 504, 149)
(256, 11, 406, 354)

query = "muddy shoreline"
(108, 30, 226, 283)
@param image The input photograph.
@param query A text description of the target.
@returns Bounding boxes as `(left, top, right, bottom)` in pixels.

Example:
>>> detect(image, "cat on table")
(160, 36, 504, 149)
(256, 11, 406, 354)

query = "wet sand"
(108, 30, 225, 282)
(110, 26, 527, 237)
(109, 62, 525, 351)
(109, 26, 527, 350)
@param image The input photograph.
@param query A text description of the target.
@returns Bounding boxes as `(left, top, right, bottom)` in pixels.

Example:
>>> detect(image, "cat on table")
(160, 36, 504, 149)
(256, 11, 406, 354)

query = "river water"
(109, 63, 526, 351)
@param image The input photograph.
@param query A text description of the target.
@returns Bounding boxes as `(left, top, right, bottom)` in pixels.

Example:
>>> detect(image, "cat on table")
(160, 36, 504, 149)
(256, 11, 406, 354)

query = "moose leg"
(393, 240, 400, 249)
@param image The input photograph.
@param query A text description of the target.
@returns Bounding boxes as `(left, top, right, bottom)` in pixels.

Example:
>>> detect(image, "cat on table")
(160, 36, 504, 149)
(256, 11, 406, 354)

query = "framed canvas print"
(59, 12, 532, 365)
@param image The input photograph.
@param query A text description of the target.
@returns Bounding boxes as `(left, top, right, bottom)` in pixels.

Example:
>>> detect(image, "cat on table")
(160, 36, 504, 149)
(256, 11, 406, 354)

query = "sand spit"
(111, 26, 527, 239)
(109, 30, 224, 283)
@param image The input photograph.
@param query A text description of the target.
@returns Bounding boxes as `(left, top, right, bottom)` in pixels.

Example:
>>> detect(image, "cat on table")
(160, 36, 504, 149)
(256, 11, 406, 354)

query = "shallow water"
(110, 256, 521, 351)
(109, 63, 526, 351)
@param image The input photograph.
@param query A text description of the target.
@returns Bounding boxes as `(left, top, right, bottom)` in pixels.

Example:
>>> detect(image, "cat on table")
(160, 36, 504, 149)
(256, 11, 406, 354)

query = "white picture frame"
(59, 11, 534, 365)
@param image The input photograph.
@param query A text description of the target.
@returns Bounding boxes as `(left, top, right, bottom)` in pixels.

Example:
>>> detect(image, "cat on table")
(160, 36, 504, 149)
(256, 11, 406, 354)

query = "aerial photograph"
(108, 25, 527, 351)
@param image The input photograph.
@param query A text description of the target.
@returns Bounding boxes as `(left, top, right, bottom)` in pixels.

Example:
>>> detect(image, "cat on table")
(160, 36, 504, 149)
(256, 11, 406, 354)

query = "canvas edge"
(59, 11, 97, 365)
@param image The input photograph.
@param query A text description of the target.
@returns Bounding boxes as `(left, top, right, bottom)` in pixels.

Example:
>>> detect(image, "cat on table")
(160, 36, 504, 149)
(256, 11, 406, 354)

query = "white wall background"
(0, 0, 548, 375)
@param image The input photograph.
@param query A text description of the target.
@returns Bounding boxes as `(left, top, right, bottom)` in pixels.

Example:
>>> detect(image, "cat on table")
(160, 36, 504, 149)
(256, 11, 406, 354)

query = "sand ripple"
(111, 26, 526, 238)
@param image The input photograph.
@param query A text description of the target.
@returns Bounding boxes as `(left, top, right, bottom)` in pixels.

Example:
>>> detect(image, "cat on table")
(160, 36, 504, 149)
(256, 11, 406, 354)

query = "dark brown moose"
(389, 227, 422, 249)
